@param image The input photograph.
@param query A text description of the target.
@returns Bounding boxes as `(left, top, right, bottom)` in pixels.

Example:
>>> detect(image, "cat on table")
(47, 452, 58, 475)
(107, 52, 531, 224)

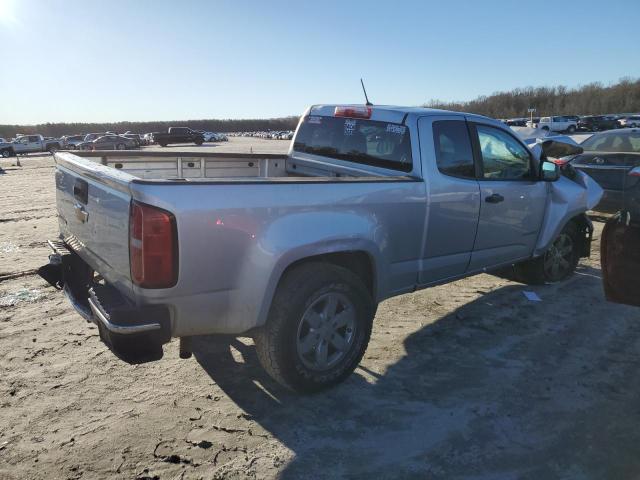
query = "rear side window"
(432, 121, 475, 178)
(293, 116, 413, 172)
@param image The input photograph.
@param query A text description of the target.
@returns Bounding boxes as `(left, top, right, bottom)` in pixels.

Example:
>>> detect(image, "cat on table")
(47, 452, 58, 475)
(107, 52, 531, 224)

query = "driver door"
(467, 122, 547, 271)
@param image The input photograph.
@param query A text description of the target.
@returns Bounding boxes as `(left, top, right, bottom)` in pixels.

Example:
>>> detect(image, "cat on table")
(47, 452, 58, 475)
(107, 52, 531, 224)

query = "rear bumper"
(39, 239, 171, 362)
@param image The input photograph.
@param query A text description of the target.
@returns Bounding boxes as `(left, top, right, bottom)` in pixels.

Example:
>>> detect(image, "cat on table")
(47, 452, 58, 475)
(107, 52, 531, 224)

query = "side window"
(29, 136, 39, 142)
(432, 120, 475, 178)
(476, 125, 532, 180)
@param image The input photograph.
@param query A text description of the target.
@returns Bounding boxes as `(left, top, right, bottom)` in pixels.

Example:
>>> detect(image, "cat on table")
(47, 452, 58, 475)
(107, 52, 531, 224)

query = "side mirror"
(541, 160, 560, 182)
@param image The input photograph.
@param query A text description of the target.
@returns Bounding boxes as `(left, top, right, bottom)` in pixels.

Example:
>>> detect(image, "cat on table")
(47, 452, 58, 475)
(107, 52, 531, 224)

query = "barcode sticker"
(386, 124, 406, 135)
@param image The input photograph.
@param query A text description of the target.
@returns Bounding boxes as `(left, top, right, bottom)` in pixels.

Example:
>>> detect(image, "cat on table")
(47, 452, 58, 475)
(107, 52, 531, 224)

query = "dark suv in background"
(578, 115, 621, 131)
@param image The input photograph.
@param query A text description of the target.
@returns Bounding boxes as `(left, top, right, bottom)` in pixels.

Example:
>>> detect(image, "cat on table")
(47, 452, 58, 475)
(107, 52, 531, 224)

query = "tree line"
(0, 116, 300, 140)
(2, 78, 639, 139)
(425, 77, 640, 119)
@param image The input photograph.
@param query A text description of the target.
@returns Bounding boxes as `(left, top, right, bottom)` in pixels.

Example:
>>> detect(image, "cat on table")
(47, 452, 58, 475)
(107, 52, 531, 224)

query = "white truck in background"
(0, 134, 62, 157)
(537, 116, 578, 133)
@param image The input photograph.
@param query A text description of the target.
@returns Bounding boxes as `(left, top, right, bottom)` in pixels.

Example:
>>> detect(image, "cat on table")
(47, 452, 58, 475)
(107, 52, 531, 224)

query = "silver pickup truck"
(41, 105, 602, 392)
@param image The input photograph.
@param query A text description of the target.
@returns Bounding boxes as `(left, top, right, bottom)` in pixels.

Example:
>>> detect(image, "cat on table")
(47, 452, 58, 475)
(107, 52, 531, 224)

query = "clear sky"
(1, 0, 639, 124)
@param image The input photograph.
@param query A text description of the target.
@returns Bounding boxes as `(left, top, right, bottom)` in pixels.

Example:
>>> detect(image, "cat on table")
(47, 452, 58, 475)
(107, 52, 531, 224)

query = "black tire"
(254, 262, 375, 393)
(159, 142, 168, 147)
(592, 125, 599, 132)
(194, 138, 203, 146)
(47, 144, 59, 154)
(116, 143, 126, 150)
(1, 148, 11, 158)
(541, 126, 549, 132)
(567, 125, 576, 133)
(515, 221, 580, 285)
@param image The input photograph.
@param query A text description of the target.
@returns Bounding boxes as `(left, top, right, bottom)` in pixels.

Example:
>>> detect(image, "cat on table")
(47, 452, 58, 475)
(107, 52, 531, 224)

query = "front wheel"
(48, 145, 59, 154)
(567, 125, 576, 133)
(194, 139, 203, 146)
(1, 149, 11, 158)
(515, 222, 580, 284)
(254, 262, 375, 393)
(116, 143, 126, 150)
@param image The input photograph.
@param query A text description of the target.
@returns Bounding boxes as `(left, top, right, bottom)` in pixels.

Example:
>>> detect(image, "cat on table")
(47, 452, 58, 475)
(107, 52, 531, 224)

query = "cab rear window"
(293, 116, 413, 172)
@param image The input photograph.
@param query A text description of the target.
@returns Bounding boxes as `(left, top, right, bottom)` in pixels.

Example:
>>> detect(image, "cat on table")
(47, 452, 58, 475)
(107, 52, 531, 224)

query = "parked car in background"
(143, 133, 154, 144)
(0, 139, 15, 157)
(202, 131, 224, 142)
(578, 115, 620, 132)
(618, 116, 640, 128)
(505, 118, 527, 127)
(601, 165, 640, 307)
(62, 135, 86, 149)
(526, 117, 541, 128)
(538, 116, 578, 133)
(152, 127, 204, 147)
(563, 129, 640, 212)
(0, 137, 7, 143)
(5, 134, 62, 155)
(83, 133, 108, 143)
(77, 135, 138, 151)
(122, 134, 142, 147)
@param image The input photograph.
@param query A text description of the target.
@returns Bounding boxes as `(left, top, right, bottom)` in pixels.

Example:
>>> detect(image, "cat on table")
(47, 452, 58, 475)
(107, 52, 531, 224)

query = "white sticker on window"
(344, 119, 357, 136)
(386, 124, 406, 135)
(308, 116, 322, 124)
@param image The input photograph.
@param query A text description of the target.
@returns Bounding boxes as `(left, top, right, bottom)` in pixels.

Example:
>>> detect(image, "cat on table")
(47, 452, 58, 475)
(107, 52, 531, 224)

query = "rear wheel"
(1, 149, 11, 158)
(47, 144, 59, 154)
(194, 138, 203, 146)
(515, 222, 580, 284)
(254, 262, 375, 393)
(567, 125, 576, 133)
(159, 142, 168, 147)
(116, 143, 126, 150)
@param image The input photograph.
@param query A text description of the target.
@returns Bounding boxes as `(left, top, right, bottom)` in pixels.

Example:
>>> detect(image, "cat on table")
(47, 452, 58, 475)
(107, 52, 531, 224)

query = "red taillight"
(550, 157, 570, 166)
(334, 105, 372, 119)
(629, 167, 640, 177)
(130, 201, 178, 288)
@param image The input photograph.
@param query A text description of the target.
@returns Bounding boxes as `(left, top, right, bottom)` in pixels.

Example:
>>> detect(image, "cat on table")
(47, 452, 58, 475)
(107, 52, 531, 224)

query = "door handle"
(74, 203, 89, 223)
(485, 193, 504, 204)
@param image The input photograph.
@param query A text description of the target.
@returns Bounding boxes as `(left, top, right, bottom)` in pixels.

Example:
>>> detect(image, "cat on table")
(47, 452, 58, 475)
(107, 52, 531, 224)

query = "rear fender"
(252, 212, 385, 329)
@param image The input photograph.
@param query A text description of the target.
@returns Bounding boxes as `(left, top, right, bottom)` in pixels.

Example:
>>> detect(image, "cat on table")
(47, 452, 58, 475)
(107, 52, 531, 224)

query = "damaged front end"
(527, 138, 603, 258)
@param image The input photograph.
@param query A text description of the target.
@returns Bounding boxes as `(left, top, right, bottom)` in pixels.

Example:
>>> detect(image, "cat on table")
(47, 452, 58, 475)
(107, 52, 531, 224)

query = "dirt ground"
(1, 140, 640, 480)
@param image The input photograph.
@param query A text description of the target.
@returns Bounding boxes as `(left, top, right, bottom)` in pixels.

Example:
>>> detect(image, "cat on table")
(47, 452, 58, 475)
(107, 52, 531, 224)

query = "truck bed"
(68, 150, 397, 181)
(52, 149, 423, 337)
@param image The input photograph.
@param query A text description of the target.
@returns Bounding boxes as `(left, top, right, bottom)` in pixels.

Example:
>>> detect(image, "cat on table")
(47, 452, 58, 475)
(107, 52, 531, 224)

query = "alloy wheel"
(296, 292, 356, 371)
(543, 233, 574, 281)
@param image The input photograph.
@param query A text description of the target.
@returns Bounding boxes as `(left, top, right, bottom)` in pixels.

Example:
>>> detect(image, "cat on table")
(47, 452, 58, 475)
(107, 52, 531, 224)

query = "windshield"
(581, 132, 640, 153)
(293, 115, 413, 172)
